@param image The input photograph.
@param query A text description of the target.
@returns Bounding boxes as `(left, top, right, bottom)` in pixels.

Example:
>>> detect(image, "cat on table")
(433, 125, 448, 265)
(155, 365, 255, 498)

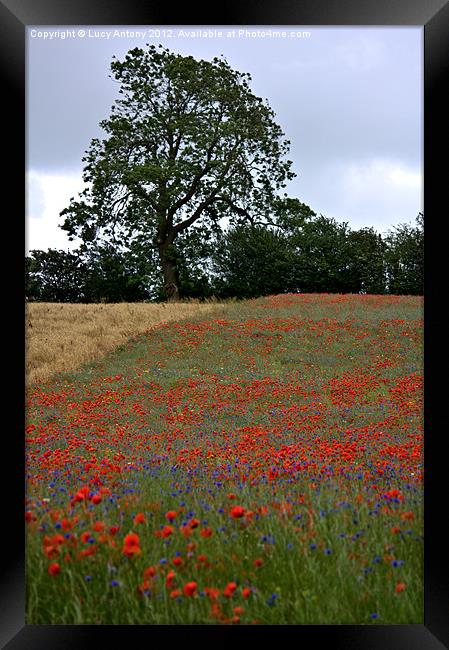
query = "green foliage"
(384, 214, 423, 295)
(59, 44, 295, 300)
(25, 249, 90, 302)
(211, 225, 292, 299)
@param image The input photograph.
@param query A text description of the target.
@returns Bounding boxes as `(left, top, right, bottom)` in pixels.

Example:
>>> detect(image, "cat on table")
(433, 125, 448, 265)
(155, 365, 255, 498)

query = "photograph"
(23, 24, 426, 627)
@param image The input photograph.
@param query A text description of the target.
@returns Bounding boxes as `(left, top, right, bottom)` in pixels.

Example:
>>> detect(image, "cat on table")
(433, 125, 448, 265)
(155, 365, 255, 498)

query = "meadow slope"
(25, 293, 423, 624)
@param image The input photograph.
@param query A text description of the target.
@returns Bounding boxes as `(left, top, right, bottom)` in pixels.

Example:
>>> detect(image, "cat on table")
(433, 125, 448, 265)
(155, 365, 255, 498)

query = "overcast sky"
(26, 26, 423, 254)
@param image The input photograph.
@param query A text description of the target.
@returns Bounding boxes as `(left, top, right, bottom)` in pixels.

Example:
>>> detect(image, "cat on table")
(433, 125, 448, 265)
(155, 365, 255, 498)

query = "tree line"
(25, 209, 423, 302)
(26, 45, 423, 302)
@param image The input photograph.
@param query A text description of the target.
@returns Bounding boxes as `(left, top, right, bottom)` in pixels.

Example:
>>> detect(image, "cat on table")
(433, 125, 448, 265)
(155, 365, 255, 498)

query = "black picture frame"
(3, 0, 448, 647)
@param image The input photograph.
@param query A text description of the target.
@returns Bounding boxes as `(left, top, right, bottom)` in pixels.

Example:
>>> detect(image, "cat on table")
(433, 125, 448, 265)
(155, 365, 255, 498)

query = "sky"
(26, 26, 423, 254)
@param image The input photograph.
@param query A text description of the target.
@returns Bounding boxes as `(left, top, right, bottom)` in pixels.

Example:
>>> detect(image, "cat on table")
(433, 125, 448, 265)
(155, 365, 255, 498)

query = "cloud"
(304, 158, 423, 232)
(26, 171, 84, 253)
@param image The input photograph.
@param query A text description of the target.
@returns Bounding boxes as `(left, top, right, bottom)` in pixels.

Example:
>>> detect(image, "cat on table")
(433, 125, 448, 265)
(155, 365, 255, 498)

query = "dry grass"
(25, 301, 221, 387)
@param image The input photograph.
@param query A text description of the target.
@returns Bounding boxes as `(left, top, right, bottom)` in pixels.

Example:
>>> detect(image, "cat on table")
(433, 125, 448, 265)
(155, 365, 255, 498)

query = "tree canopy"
(60, 44, 295, 301)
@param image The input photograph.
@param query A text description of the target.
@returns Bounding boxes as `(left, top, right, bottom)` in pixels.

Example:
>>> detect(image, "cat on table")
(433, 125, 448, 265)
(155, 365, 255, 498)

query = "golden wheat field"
(25, 301, 221, 387)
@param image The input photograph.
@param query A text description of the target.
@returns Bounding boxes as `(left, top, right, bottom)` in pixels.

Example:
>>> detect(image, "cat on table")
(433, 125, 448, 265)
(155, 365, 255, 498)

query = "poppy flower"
(200, 527, 213, 538)
(223, 581, 237, 598)
(133, 512, 146, 525)
(91, 494, 102, 505)
(80, 531, 92, 544)
(242, 587, 251, 598)
(144, 566, 156, 579)
(157, 525, 174, 538)
(188, 518, 200, 529)
(204, 587, 220, 601)
(165, 511, 177, 522)
(48, 562, 60, 576)
(183, 581, 197, 597)
(253, 558, 263, 568)
(231, 506, 245, 518)
(172, 557, 183, 566)
(166, 570, 176, 588)
(170, 589, 182, 599)
(395, 582, 406, 593)
(122, 533, 141, 557)
(93, 521, 105, 532)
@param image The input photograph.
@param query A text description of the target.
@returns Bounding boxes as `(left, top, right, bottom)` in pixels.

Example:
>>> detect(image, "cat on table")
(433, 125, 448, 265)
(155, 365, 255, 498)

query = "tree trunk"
(159, 244, 180, 302)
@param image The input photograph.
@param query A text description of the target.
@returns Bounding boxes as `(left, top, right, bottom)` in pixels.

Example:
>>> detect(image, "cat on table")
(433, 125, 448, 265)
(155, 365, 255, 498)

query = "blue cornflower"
(370, 613, 379, 619)
(310, 543, 317, 550)
(266, 593, 278, 606)
(84, 576, 92, 582)
(324, 548, 332, 555)
(110, 580, 120, 587)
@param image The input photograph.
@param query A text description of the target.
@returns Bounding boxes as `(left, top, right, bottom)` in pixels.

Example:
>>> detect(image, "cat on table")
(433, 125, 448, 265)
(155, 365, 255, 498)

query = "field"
(25, 293, 423, 624)
(26, 301, 220, 386)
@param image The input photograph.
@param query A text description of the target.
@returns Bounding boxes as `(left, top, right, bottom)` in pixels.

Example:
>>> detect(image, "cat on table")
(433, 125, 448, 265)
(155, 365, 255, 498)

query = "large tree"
(60, 45, 295, 301)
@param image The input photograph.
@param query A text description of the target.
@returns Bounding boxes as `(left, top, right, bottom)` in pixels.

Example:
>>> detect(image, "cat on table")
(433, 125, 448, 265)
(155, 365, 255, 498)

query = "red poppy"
(204, 587, 220, 601)
(231, 506, 245, 518)
(200, 527, 213, 538)
(91, 494, 102, 505)
(242, 587, 251, 598)
(165, 510, 178, 522)
(170, 589, 182, 599)
(80, 531, 92, 544)
(223, 581, 237, 598)
(253, 558, 263, 568)
(172, 557, 183, 566)
(133, 512, 146, 525)
(93, 521, 105, 532)
(188, 518, 200, 529)
(122, 532, 141, 557)
(48, 562, 60, 576)
(166, 570, 176, 588)
(395, 582, 406, 593)
(144, 566, 156, 579)
(183, 581, 197, 597)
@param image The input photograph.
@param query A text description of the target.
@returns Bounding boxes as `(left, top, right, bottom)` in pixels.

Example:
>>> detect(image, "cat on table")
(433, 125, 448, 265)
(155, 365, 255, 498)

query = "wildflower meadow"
(25, 293, 423, 625)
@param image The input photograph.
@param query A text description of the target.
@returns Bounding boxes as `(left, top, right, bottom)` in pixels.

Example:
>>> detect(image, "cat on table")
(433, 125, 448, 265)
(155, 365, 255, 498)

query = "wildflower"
(93, 521, 105, 532)
(111, 580, 120, 587)
(183, 581, 197, 597)
(204, 587, 220, 601)
(91, 494, 102, 505)
(188, 518, 200, 529)
(231, 506, 245, 518)
(143, 566, 156, 579)
(134, 512, 146, 525)
(80, 531, 92, 544)
(165, 511, 177, 522)
(253, 558, 263, 568)
(122, 532, 141, 557)
(395, 582, 406, 593)
(170, 589, 182, 599)
(224, 582, 237, 598)
(48, 562, 60, 576)
(200, 527, 213, 538)
(370, 613, 379, 619)
(172, 557, 183, 566)
(166, 570, 176, 588)
(157, 525, 174, 538)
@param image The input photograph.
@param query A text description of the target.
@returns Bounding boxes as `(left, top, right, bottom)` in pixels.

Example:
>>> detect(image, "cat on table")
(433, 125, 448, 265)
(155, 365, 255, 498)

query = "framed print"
(2, 0, 448, 647)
